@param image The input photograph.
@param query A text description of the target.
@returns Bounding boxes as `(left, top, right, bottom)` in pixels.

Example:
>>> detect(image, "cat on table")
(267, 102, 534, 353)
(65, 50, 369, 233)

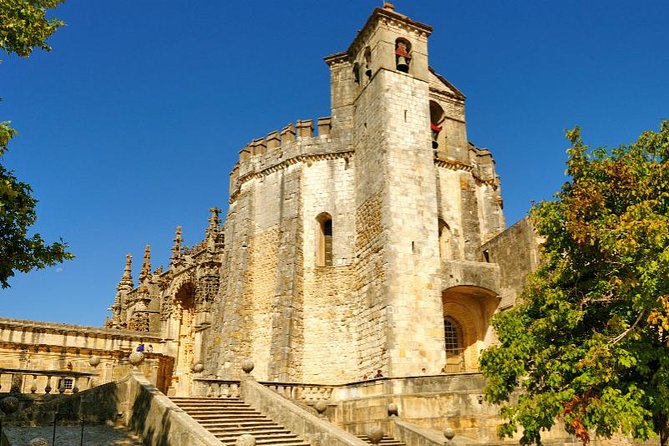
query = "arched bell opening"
(441, 285, 499, 372)
(363, 47, 373, 79)
(353, 62, 361, 85)
(438, 218, 455, 260)
(395, 38, 412, 73)
(430, 101, 446, 150)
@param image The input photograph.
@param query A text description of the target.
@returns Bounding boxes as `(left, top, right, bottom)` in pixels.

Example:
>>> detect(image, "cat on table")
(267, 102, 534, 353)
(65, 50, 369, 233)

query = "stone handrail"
(122, 371, 222, 446)
(0, 368, 97, 395)
(394, 419, 482, 446)
(241, 378, 367, 446)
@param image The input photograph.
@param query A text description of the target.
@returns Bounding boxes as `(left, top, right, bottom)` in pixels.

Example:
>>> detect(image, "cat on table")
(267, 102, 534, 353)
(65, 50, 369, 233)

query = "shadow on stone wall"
(128, 382, 174, 446)
(1, 383, 120, 428)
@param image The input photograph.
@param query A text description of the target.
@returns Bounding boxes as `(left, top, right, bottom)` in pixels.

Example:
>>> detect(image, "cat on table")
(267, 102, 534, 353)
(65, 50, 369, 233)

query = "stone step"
(189, 413, 270, 421)
(172, 399, 249, 406)
(216, 431, 299, 441)
(210, 429, 293, 436)
(171, 398, 247, 404)
(199, 420, 278, 427)
(357, 435, 406, 446)
(171, 396, 310, 446)
(184, 407, 259, 414)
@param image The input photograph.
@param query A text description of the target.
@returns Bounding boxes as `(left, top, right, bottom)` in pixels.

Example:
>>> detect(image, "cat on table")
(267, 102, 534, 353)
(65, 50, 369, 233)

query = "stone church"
(105, 3, 537, 393)
(1, 4, 545, 444)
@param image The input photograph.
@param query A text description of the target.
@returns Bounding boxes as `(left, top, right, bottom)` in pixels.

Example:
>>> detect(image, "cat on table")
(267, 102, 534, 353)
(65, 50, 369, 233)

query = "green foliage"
(0, 0, 71, 288)
(0, 146, 72, 288)
(0, 0, 64, 57)
(480, 121, 669, 445)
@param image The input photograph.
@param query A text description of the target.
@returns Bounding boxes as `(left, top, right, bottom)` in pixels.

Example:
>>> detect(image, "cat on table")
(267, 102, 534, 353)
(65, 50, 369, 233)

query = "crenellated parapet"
(229, 116, 350, 202)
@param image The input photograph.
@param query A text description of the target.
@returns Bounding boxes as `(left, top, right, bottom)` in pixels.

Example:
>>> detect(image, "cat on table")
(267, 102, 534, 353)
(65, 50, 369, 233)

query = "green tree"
(0, 0, 71, 288)
(480, 121, 669, 445)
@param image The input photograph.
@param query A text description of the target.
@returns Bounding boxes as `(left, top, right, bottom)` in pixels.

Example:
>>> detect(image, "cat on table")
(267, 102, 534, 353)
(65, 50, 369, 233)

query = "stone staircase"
(171, 397, 310, 446)
(357, 434, 406, 446)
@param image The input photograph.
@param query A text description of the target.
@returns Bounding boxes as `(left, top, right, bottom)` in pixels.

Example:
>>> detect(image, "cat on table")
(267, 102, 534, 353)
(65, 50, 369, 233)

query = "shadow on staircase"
(171, 397, 309, 446)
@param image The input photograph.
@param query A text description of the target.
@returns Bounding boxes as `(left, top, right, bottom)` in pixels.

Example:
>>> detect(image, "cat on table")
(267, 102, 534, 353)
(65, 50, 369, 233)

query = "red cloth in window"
(431, 122, 442, 132)
(395, 45, 410, 58)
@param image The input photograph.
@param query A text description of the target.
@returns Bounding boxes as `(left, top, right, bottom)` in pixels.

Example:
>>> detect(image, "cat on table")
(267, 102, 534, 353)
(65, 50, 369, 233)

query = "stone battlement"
(229, 116, 353, 201)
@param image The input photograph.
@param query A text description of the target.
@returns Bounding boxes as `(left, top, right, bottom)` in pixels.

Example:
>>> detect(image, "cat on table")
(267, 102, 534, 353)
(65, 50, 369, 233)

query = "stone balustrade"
(192, 379, 241, 398)
(258, 381, 334, 402)
(192, 379, 334, 402)
(0, 368, 97, 395)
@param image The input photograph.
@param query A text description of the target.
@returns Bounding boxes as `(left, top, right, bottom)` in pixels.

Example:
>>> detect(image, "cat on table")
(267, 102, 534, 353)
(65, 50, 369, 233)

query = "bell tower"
(328, 4, 446, 377)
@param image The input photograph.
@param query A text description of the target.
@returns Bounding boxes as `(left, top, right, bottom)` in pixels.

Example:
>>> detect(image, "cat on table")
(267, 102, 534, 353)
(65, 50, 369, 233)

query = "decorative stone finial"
(367, 426, 384, 445)
(236, 433, 256, 446)
(129, 351, 144, 368)
(383, 2, 395, 11)
(117, 253, 133, 291)
(139, 244, 151, 283)
(207, 208, 221, 233)
(205, 208, 222, 252)
(314, 400, 328, 415)
(192, 363, 205, 373)
(444, 427, 455, 443)
(387, 402, 399, 417)
(241, 359, 254, 374)
(89, 356, 101, 368)
(171, 226, 183, 262)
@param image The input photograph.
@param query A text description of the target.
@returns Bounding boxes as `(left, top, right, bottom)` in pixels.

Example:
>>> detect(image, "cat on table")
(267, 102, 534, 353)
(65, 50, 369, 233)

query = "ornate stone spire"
(206, 207, 221, 236)
(171, 226, 183, 262)
(205, 208, 222, 252)
(139, 244, 151, 283)
(117, 253, 133, 292)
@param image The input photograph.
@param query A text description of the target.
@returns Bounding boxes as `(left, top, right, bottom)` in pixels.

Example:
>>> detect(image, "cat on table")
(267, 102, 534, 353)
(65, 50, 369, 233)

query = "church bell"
(396, 56, 409, 73)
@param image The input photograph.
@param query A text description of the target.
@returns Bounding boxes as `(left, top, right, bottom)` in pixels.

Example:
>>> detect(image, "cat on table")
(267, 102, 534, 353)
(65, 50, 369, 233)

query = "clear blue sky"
(2, 1, 668, 326)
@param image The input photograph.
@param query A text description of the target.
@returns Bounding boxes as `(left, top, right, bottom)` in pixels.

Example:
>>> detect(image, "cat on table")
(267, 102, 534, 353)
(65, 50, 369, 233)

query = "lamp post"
(49, 408, 58, 446)
(79, 395, 91, 446)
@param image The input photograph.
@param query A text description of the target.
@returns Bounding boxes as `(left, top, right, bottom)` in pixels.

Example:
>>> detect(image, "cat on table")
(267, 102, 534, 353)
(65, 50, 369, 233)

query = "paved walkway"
(4, 425, 144, 445)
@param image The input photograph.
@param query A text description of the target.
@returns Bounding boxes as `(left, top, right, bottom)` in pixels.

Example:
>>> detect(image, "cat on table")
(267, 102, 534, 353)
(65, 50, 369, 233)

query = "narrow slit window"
(316, 213, 333, 267)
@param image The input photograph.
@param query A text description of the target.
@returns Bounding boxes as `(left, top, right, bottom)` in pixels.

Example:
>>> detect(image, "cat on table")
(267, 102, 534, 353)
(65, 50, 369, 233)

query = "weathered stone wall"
(481, 217, 541, 309)
(209, 132, 361, 382)
(370, 68, 444, 377)
(301, 156, 357, 382)
(329, 374, 499, 441)
(351, 66, 390, 380)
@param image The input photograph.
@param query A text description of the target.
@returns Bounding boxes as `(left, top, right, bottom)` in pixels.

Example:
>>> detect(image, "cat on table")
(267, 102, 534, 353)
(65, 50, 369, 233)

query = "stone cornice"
(434, 158, 499, 189)
(347, 7, 432, 59)
(324, 51, 349, 67)
(230, 150, 354, 203)
(0, 317, 163, 340)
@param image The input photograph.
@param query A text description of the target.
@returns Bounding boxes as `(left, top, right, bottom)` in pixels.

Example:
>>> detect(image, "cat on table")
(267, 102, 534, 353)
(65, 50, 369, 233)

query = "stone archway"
(441, 285, 499, 372)
(172, 282, 196, 395)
